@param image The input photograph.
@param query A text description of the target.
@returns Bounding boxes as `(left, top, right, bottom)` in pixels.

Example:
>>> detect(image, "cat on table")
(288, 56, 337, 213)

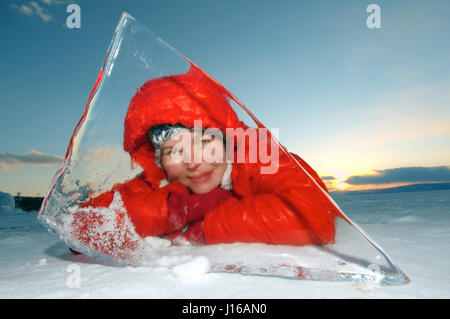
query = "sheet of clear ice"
(38, 13, 409, 285)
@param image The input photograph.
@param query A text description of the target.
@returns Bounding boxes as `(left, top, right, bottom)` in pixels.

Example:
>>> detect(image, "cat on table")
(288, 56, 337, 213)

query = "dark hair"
(148, 123, 188, 150)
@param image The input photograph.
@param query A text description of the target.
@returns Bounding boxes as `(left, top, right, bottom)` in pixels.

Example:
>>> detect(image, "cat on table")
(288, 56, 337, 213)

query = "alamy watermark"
(66, 3, 81, 29)
(366, 4, 381, 29)
(164, 120, 280, 175)
(66, 264, 81, 288)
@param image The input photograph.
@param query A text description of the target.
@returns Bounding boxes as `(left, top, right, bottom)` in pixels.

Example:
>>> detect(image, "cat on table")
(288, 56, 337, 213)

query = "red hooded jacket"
(70, 64, 340, 258)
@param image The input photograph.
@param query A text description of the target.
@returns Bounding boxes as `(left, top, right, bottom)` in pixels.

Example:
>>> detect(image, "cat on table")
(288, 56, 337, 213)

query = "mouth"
(188, 171, 213, 183)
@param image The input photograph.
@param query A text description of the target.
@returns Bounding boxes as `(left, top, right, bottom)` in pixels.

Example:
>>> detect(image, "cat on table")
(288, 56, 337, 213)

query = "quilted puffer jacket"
(70, 64, 341, 258)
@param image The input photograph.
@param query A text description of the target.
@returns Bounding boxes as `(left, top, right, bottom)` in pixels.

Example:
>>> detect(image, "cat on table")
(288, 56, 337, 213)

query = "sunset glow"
(1, 1, 449, 196)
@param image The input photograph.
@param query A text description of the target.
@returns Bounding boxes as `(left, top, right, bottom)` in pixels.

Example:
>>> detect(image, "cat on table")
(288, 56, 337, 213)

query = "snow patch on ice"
(37, 258, 47, 266)
(171, 256, 211, 281)
(144, 236, 171, 250)
(145, 254, 211, 282)
(156, 255, 194, 267)
(387, 216, 425, 224)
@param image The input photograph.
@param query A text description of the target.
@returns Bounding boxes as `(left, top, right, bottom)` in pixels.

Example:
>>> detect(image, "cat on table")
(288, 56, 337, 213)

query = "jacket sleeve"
(202, 151, 339, 246)
(69, 176, 188, 258)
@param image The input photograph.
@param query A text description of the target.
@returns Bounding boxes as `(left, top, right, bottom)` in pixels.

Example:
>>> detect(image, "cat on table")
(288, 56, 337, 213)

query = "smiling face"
(160, 129, 227, 194)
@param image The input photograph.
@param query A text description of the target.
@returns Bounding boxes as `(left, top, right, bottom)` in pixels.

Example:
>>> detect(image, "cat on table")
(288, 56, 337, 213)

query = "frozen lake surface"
(1, 189, 449, 298)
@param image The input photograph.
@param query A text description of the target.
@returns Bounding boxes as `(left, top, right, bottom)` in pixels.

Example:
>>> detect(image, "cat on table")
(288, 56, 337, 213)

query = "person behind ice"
(148, 123, 234, 244)
(69, 64, 341, 258)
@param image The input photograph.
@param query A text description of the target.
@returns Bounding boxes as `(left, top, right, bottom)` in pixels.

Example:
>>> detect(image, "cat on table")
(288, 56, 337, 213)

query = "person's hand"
(167, 187, 233, 231)
(164, 220, 205, 245)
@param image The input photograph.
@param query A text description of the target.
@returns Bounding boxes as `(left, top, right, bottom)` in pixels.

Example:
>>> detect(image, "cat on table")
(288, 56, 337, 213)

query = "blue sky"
(1, 0, 449, 195)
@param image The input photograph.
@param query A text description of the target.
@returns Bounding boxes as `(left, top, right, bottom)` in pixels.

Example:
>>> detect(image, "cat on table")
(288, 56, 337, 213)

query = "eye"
(202, 135, 215, 144)
(162, 148, 172, 157)
(171, 147, 184, 156)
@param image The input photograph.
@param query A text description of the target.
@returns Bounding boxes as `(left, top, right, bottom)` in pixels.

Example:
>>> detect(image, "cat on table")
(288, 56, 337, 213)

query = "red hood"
(74, 65, 340, 250)
(124, 64, 243, 188)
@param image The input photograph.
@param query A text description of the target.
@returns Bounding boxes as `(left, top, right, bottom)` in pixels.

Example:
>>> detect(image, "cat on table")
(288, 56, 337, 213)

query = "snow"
(1, 189, 450, 298)
(0, 191, 15, 209)
(171, 256, 211, 282)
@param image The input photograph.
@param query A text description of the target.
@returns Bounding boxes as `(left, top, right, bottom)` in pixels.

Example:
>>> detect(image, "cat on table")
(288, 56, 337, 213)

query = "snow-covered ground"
(1, 189, 449, 298)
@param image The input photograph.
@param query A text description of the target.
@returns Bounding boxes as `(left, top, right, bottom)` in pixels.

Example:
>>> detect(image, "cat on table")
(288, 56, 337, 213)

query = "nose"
(185, 140, 202, 170)
(186, 161, 201, 170)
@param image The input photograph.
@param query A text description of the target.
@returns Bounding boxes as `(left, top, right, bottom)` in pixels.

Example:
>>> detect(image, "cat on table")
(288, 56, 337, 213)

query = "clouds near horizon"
(344, 166, 450, 185)
(0, 150, 63, 171)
